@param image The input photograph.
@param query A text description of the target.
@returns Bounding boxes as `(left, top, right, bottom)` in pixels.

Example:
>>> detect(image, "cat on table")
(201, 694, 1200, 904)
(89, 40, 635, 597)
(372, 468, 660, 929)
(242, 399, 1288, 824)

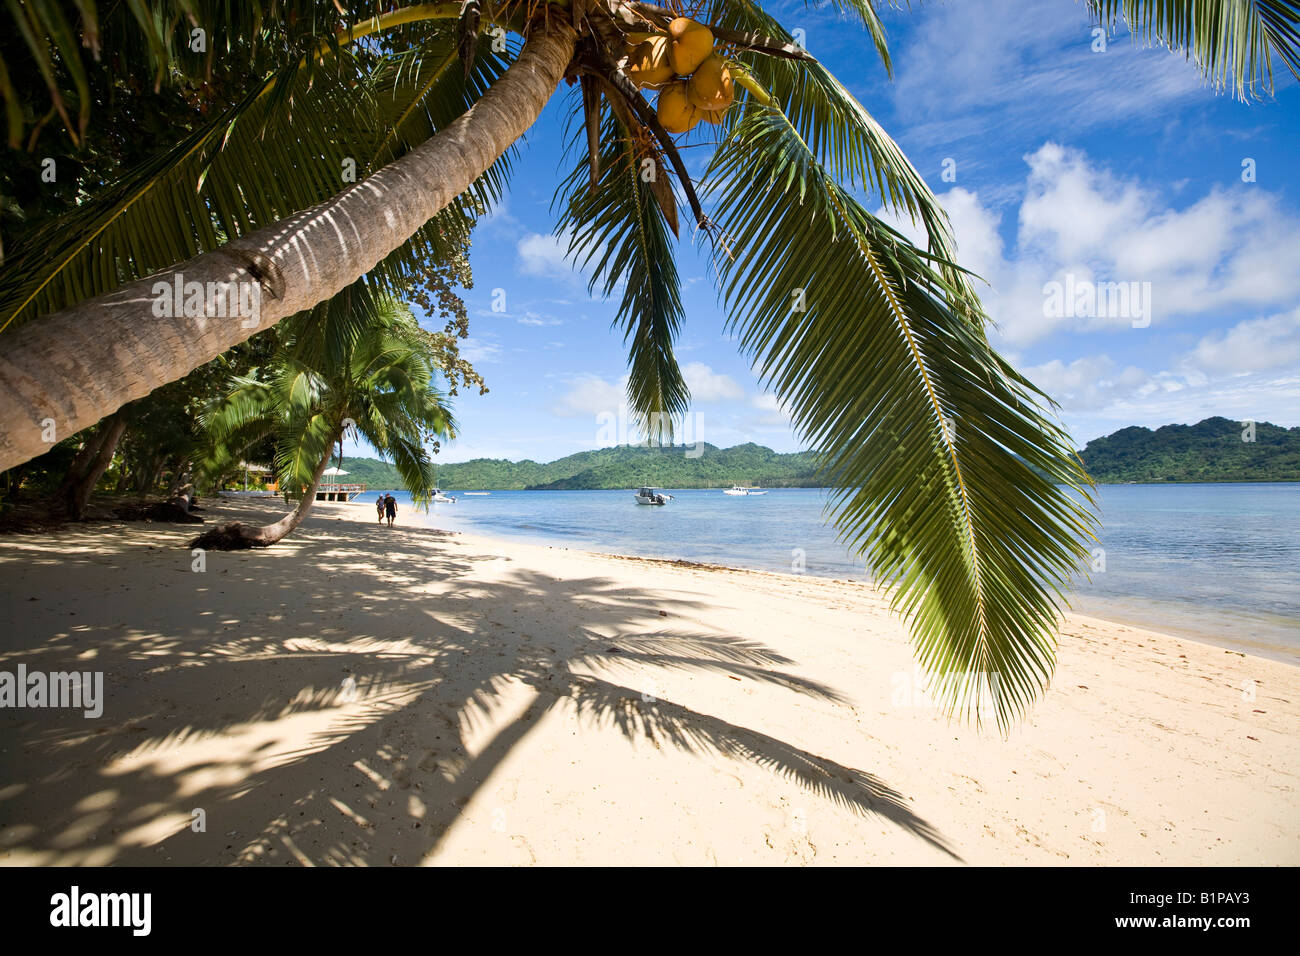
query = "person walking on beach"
(384, 493, 397, 528)
(376, 496, 385, 523)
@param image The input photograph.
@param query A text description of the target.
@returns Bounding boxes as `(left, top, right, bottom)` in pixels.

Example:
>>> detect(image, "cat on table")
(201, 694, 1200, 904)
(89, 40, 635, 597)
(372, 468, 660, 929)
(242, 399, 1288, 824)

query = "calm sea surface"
(354, 483, 1300, 663)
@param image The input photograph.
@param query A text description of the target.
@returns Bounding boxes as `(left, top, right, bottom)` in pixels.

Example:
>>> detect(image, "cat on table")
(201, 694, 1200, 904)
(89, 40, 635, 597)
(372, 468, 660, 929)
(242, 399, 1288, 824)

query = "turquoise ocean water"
(352, 483, 1300, 663)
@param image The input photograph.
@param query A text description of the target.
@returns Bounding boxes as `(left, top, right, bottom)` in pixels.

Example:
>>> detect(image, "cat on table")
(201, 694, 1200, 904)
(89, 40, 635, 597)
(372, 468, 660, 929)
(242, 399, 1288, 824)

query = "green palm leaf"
(0, 0, 439, 143)
(200, 291, 455, 502)
(1087, 0, 1300, 97)
(556, 100, 689, 439)
(706, 105, 1098, 732)
(703, 0, 982, 315)
(0, 24, 512, 332)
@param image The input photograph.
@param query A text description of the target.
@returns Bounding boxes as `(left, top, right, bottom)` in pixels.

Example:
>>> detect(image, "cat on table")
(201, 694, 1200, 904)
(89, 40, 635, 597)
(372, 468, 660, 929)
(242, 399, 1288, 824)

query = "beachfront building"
(317, 467, 366, 502)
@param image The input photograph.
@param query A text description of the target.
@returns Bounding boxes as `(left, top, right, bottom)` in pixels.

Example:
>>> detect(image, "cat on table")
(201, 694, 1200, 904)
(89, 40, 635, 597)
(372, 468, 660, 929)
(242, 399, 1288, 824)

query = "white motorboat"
(635, 486, 672, 505)
(724, 485, 768, 495)
(463, 492, 490, 496)
(431, 487, 457, 503)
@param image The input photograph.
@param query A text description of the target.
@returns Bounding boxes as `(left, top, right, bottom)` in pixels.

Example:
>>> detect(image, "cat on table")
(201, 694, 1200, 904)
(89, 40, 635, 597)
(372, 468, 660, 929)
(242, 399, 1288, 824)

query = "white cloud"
(551, 374, 626, 418)
(516, 310, 564, 327)
(1010, 145, 1300, 340)
(749, 392, 794, 428)
(899, 144, 1300, 347)
(458, 337, 502, 363)
(1184, 307, 1300, 376)
(682, 362, 744, 402)
(873, 142, 1300, 438)
(550, 364, 745, 419)
(517, 231, 576, 279)
(1070, 374, 1300, 443)
(1018, 143, 1148, 264)
(1022, 354, 1149, 411)
(890, 0, 1206, 149)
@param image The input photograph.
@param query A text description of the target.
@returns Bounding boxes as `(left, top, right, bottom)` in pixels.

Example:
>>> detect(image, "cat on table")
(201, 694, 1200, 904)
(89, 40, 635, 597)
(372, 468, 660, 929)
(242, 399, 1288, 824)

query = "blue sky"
(352, 0, 1300, 465)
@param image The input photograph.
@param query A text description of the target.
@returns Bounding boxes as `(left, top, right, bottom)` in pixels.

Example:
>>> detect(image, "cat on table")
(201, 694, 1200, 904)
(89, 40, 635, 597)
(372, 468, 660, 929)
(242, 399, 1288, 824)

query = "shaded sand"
(0, 497, 1296, 866)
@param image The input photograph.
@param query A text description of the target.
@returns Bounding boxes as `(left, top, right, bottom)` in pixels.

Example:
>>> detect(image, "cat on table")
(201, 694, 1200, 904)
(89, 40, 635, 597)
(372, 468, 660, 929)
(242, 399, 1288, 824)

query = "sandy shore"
(0, 496, 1296, 865)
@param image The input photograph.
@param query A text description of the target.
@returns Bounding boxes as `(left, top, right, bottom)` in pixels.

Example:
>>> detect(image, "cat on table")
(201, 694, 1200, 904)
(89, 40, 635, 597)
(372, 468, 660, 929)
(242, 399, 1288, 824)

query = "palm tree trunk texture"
(60, 411, 128, 519)
(165, 456, 186, 499)
(0, 18, 577, 473)
(57, 426, 109, 499)
(190, 446, 334, 550)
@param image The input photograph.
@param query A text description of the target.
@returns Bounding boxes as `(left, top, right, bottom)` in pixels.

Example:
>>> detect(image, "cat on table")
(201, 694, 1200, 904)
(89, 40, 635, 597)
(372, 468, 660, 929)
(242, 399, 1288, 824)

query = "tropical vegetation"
(1079, 417, 1300, 483)
(1, 1, 1297, 726)
(191, 294, 456, 548)
(350, 441, 821, 488)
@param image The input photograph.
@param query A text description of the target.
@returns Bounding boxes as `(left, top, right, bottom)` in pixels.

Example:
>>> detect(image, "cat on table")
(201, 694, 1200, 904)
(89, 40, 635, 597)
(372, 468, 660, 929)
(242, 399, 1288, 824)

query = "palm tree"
(1, 0, 1296, 727)
(192, 294, 455, 549)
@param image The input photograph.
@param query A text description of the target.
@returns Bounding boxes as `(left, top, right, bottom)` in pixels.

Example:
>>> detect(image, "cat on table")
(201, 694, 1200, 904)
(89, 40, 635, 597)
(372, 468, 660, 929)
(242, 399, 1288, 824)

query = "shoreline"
(2, 496, 1296, 865)
(331, 498, 1300, 669)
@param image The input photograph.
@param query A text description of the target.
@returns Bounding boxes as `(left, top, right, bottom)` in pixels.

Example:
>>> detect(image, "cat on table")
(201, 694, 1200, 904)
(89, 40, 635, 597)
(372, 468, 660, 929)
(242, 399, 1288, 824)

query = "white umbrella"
(322, 467, 349, 476)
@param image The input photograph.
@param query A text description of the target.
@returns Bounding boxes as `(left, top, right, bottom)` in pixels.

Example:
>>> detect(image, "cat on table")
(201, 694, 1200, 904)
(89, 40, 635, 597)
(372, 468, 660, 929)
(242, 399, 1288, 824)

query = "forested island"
(340, 418, 1299, 489)
(344, 442, 823, 489)
(1076, 417, 1299, 483)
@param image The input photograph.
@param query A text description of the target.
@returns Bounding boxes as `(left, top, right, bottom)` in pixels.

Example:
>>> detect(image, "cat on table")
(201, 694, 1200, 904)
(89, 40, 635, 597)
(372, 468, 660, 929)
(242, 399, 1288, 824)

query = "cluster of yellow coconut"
(626, 17, 734, 134)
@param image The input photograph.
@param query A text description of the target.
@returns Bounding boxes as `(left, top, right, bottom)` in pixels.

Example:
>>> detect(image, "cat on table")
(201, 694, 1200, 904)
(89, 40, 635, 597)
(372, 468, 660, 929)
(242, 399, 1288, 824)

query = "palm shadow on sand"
(0, 503, 960, 864)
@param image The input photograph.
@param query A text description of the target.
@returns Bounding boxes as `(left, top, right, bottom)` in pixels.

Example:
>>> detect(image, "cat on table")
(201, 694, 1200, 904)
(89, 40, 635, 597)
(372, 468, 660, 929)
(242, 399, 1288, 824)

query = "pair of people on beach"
(375, 493, 397, 527)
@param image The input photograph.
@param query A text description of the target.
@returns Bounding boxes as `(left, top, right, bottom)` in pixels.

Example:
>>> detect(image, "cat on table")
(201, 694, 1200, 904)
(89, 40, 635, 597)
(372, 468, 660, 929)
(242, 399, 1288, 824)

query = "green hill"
(324, 457, 408, 488)
(1077, 417, 1300, 483)
(339, 417, 1300, 490)
(337, 442, 824, 490)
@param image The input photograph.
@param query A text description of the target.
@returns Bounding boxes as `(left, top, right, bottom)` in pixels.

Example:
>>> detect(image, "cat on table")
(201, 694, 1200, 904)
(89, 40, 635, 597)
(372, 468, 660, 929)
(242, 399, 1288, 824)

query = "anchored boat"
(634, 486, 673, 506)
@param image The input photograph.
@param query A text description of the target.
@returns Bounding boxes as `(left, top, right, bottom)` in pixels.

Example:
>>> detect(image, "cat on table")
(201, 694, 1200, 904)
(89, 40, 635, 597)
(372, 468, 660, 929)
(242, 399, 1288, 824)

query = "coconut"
(657, 81, 700, 134)
(667, 17, 713, 75)
(687, 54, 733, 111)
(697, 105, 728, 125)
(627, 36, 674, 89)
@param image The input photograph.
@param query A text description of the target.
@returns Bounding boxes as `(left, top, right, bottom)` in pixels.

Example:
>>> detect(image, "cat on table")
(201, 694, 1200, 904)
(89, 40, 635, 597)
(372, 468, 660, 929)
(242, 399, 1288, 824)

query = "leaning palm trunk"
(191, 449, 333, 550)
(0, 18, 577, 473)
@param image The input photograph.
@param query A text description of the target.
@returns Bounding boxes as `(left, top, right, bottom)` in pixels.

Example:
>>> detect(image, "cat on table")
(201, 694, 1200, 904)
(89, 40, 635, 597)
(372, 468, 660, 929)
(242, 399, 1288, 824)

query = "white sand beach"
(0, 497, 1296, 866)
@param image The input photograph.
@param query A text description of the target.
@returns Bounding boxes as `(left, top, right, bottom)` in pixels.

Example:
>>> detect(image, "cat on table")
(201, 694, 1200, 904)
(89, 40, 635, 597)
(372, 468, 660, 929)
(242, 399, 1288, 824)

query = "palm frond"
(275, 392, 338, 493)
(795, 0, 893, 76)
(705, 106, 1098, 732)
(195, 372, 278, 477)
(0, 23, 513, 332)
(198, 373, 276, 442)
(556, 101, 689, 439)
(0, 1, 481, 146)
(1088, 0, 1300, 98)
(704, 0, 980, 315)
(200, 288, 455, 501)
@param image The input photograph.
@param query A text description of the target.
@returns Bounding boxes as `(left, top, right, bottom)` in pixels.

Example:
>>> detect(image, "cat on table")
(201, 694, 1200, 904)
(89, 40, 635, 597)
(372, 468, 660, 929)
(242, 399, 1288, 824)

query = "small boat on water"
(635, 486, 673, 506)
(430, 487, 457, 503)
(723, 485, 768, 496)
(463, 492, 490, 496)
